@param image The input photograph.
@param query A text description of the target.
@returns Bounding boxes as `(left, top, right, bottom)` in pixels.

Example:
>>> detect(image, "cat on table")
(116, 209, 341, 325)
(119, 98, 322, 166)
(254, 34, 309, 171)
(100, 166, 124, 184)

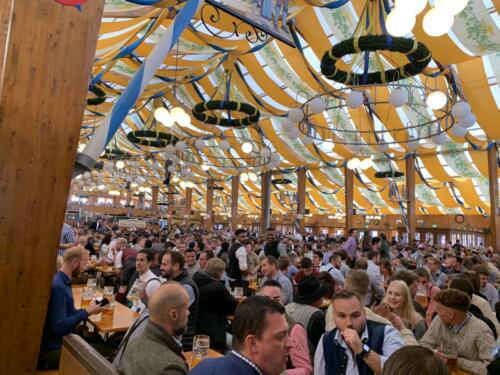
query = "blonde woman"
(380, 280, 427, 340)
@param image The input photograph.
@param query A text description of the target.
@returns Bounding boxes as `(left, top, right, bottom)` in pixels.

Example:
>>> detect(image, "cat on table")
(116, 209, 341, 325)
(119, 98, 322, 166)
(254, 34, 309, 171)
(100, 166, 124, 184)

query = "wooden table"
(95, 265, 117, 275)
(184, 349, 223, 369)
(73, 287, 138, 334)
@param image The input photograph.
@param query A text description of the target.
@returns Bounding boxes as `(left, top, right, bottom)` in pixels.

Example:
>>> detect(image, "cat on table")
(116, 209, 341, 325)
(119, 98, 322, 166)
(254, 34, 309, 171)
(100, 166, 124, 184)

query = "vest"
(264, 240, 280, 258)
(173, 269, 199, 351)
(227, 242, 243, 280)
(323, 321, 386, 375)
(285, 302, 320, 356)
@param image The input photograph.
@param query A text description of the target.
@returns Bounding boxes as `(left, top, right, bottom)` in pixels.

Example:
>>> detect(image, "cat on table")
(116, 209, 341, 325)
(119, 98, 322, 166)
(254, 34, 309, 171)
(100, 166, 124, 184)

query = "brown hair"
(433, 289, 470, 312)
(473, 264, 489, 277)
(345, 269, 370, 297)
(63, 246, 89, 263)
(382, 346, 450, 375)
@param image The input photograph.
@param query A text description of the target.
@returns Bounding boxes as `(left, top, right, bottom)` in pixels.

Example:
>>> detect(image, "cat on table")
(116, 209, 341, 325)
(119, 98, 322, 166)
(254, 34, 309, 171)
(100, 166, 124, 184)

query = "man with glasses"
(227, 229, 249, 290)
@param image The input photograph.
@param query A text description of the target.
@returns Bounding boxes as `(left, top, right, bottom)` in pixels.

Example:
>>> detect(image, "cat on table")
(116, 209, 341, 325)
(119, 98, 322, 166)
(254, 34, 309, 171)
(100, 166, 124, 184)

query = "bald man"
(118, 282, 190, 375)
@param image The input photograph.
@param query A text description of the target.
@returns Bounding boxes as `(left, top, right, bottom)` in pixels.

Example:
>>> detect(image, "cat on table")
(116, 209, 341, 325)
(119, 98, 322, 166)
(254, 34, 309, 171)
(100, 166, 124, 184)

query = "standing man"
(227, 229, 249, 289)
(342, 229, 358, 267)
(38, 247, 102, 370)
(160, 250, 199, 351)
(314, 290, 404, 375)
(189, 296, 293, 375)
(264, 227, 286, 258)
(260, 256, 293, 305)
(59, 222, 76, 256)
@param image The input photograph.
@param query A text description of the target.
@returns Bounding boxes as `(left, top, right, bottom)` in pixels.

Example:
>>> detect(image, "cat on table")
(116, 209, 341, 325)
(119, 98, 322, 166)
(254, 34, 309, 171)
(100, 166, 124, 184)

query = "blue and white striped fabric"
(79, 0, 202, 166)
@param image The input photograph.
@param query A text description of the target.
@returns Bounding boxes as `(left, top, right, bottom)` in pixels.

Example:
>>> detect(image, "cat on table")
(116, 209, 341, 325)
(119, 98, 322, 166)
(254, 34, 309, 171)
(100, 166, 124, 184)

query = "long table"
(184, 349, 223, 369)
(73, 286, 138, 334)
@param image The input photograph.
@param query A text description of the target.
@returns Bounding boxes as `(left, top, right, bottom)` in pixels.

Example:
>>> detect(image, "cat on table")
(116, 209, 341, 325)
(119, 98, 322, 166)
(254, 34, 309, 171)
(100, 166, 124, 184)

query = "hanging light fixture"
(422, 7, 454, 37)
(201, 164, 210, 171)
(347, 158, 361, 170)
(241, 173, 249, 182)
(241, 142, 253, 154)
(395, 0, 427, 16)
(115, 160, 125, 169)
(426, 91, 448, 110)
(386, 8, 415, 37)
(359, 158, 374, 170)
(248, 172, 258, 182)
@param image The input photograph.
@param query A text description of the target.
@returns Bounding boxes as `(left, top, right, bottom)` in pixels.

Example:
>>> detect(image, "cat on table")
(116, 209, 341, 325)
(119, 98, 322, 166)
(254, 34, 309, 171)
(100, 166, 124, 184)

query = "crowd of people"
(37, 219, 500, 374)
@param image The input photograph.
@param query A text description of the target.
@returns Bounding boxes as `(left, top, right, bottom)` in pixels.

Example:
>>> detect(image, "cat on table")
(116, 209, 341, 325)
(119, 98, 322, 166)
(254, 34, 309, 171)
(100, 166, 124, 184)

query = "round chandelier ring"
(320, 35, 431, 85)
(298, 83, 455, 146)
(127, 130, 179, 149)
(192, 100, 260, 128)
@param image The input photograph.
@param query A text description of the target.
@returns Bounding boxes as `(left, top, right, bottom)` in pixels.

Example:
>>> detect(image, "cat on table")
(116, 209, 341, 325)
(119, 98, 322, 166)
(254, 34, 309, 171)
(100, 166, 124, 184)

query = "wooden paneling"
(206, 180, 214, 230)
(0, 1, 104, 373)
(231, 176, 239, 232)
(185, 187, 192, 227)
(406, 154, 416, 244)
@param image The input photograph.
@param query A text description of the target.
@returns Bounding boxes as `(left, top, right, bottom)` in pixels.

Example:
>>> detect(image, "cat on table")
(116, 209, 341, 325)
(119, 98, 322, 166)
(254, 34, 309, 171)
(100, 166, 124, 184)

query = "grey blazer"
(118, 320, 188, 375)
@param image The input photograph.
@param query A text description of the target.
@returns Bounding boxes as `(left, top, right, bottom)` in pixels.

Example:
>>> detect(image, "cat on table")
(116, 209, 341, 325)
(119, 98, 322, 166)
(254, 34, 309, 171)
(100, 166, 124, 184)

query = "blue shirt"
(188, 352, 261, 375)
(40, 272, 88, 351)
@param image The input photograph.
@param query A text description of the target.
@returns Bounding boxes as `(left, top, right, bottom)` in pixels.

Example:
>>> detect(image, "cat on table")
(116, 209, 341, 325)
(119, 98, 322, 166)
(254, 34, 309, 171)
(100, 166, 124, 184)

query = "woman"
(98, 233, 113, 264)
(379, 258, 393, 290)
(381, 280, 426, 340)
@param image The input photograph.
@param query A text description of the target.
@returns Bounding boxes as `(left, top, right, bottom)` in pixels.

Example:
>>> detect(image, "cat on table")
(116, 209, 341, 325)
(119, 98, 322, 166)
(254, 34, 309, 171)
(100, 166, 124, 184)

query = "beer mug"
(86, 278, 97, 290)
(191, 335, 210, 368)
(102, 286, 115, 316)
(81, 287, 94, 308)
(440, 342, 458, 370)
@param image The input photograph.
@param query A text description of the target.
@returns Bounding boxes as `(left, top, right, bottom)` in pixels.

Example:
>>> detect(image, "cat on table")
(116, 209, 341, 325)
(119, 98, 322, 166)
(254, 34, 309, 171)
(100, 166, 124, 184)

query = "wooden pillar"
(231, 175, 239, 232)
(488, 144, 500, 251)
(151, 186, 159, 215)
(185, 187, 193, 228)
(126, 189, 133, 217)
(167, 184, 174, 232)
(297, 168, 306, 233)
(0, 1, 104, 373)
(206, 180, 214, 230)
(261, 172, 272, 234)
(344, 166, 354, 232)
(406, 154, 416, 245)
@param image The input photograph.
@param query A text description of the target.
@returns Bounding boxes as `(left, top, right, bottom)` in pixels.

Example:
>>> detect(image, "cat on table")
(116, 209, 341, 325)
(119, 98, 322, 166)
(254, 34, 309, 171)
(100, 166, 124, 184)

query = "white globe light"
(389, 88, 408, 108)
(308, 96, 327, 114)
(286, 128, 300, 140)
(201, 164, 210, 171)
(170, 107, 185, 120)
(249, 172, 258, 182)
(241, 173, 249, 182)
(346, 91, 364, 108)
(116, 160, 126, 169)
(220, 140, 230, 152)
(179, 181, 187, 189)
(450, 124, 468, 137)
(282, 119, 295, 133)
(395, 0, 427, 15)
(195, 139, 205, 150)
(359, 158, 374, 170)
(347, 158, 361, 170)
(154, 107, 169, 123)
(435, 0, 469, 15)
(261, 147, 271, 158)
(423, 8, 454, 37)
(458, 113, 476, 129)
(386, 9, 416, 37)
(270, 153, 281, 163)
(181, 169, 189, 176)
(175, 140, 187, 152)
(288, 108, 304, 123)
(407, 137, 420, 151)
(167, 165, 176, 173)
(241, 142, 253, 154)
(426, 91, 448, 110)
(451, 101, 471, 119)
(164, 144, 176, 155)
(177, 112, 191, 127)
(323, 140, 335, 151)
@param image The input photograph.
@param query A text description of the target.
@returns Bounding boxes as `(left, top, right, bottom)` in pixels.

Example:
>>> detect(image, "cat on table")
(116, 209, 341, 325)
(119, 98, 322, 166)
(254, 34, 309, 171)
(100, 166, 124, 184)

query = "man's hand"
(86, 300, 102, 315)
(434, 351, 449, 364)
(388, 313, 407, 331)
(341, 328, 363, 354)
(372, 303, 391, 319)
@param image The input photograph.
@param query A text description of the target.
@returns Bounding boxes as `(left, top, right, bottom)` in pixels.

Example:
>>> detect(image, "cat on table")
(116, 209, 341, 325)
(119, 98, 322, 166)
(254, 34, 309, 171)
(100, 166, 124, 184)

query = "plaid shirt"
(448, 312, 472, 334)
(58, 223, 75, 256)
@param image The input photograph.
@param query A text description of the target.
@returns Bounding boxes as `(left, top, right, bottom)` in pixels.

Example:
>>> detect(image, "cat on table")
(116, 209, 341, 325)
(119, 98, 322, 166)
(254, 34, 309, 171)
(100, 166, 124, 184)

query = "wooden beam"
(297, 168, 306, 233)
(406, 154, 416, 245)
(488, 144, 500, 251)
(206, 180, 214, 230)
(167, 184, 174, 231)
(0, 1, 104, 373)
(344, 166, 354, 232)
(231, 176, 239, 232)
(185, 187, 193, 228)
(261, 172, 271, 233)
(151, 186, 159, 215)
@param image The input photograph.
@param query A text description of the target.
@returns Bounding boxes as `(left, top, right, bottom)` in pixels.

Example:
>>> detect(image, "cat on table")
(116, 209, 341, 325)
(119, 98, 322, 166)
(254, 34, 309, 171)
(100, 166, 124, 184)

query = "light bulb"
(423, 8, 454, 37)
(426, 91, 447, 110)
(346, 91, 364, 108)
(154, 107, 169, 122)
(395, 0, 427, 15)
(241, 173, 249, 182)
(450, 124, 468, 137)
(282, 119, 295, 133)
(170, 107, 185, 121)
(386, 9, 416, 37)
(451, 101, 471, 119)
(175, 140, 187, 152)
(177, 112, 191, 127)
(288, 108, 304, 123)
(389, 88, 408, 108)
(435, 0, 469, 15)
(360, 158, 374, 170)
(308, 96, 327, 114)
(202, 164, 210, 171)
(115, 160, 125, 169)
(249, 172, 258, 182)
(457, 113, 476, 129)
(241, 142, 253, 154)
(347, 158, 361, 170)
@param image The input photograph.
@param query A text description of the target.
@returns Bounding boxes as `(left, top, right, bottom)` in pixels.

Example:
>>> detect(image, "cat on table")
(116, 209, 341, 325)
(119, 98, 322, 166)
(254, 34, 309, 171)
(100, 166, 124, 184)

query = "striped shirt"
(58, 223, 75, 256)
(449, 312, 472, 334)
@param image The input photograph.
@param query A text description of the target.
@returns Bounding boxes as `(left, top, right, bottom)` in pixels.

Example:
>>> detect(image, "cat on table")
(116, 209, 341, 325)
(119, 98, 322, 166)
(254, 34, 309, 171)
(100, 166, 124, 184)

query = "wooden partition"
(0, 1, 104, 373)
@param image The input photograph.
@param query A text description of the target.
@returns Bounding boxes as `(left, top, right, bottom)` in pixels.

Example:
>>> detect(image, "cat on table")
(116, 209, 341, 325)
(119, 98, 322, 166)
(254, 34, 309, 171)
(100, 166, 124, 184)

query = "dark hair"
(166, 250, 185, 269)
(313, 251, 323, 259)
(349, 228, 356, 235)
(201, 250, 214, 260)
(232, 296, 285, 350)
(414, 267, 430, 281)
(185, 248, 196, 255)
(393, 270, 418, 287)
(318, 271, 336, 299)
(332, 290, 362, 304)
(300, 257, 313, 269)
(382, 346, 450, 375)
(367, 250, 379, 260)
(338, 250, 348, 261)
(102, 233, 112, 245)
(371, 237, 381, 246)
(137, 249, 154, 262)
(448, 276, 474, 298)
(235, 229, 247, 236)
(473, 264, 489, 277)
(277, 256, 290, 271)
(264, 255, 277, 267)
(144, 239, 153, 249)
(433, 289, 471, 312)
(261, 279, 282, 290)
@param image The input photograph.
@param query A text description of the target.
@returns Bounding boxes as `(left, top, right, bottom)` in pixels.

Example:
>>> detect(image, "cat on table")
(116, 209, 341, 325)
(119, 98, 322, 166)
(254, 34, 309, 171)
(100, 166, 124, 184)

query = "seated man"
(260, 256, 293, 305)
(420, 289, 495, 375)
(126, 249, 161, 312)
(189, 296, 293, 375)
(118, 282, 189, 375)
(315, 290, 404, 375)
(37, 247, 102, 370)
(293, 257, 319, 285)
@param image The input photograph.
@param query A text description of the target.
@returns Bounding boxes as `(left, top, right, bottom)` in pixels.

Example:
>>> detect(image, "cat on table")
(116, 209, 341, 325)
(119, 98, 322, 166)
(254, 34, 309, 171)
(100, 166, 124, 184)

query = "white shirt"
(320, 264, 345, 286)
(129, 270, 161, 312)
(114, 250, 123, 269)
(236, 246, 248, 271)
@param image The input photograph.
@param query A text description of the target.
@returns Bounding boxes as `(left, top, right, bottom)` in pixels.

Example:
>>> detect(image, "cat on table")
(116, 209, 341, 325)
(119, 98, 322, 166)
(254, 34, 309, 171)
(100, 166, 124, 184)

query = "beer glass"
(440, 342, 458, 370)
(86, 278, 97, 291)
(81, 287, 94, 308)
(234, 287, 244, 298)
(191, 335, 210, 367)
(102, 286, 115, 316)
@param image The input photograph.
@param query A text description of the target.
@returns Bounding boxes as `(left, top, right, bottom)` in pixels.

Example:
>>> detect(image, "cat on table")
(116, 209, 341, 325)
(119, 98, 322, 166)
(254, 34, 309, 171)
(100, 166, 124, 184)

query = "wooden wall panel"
(0, 1, 104, 373)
